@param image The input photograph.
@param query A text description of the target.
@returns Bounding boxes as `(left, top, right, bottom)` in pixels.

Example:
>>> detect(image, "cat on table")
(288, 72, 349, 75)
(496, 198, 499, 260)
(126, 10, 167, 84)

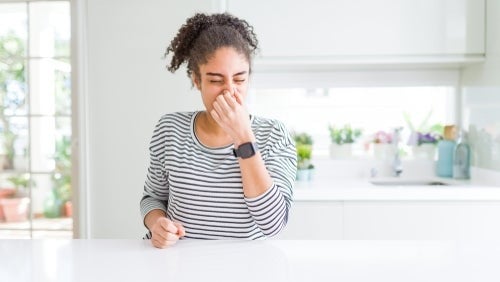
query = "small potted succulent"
(328, 124, 362, 159)
(293, 132, 314, 181)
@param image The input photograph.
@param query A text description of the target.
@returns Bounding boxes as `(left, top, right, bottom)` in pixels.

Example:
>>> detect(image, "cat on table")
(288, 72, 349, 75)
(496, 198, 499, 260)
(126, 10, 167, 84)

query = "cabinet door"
(343, 201, 500, 240)
(274, 201, 343, 239)
(226, 0, 485, 57)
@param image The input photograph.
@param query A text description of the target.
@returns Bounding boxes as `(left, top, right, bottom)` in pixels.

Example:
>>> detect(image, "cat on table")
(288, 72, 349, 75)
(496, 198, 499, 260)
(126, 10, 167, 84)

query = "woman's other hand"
(150, 217, 186, 249)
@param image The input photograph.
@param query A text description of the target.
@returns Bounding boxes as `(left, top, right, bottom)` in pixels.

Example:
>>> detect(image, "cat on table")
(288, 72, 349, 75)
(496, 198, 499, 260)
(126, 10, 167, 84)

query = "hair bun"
(165, 13, 258, 76)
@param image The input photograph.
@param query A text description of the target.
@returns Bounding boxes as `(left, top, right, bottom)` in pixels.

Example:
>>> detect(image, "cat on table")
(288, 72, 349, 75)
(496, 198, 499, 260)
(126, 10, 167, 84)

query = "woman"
(140, 13, 297, 248)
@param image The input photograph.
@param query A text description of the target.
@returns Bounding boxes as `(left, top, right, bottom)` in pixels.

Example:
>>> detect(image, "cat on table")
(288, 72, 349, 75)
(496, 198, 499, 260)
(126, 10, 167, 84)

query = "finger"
(223, 91, 237, 108)
(166, 232, 180, 242)
(215, 93, 231, 113)
(153, 218, 170, 241)
(153, 228, 168, 241)
(159, 217, 178, 234)
(152, 221, 170, 241)
(158, 217, 171, 232)
(212, 100, 224, 117)
(173, 222, 186, 237)
(153, 231, 178, 246)
(165, 221, 178, 234)
(154, 238, 177, 249)
(233, 89, 244, 105)
(152, 238, 167, 249)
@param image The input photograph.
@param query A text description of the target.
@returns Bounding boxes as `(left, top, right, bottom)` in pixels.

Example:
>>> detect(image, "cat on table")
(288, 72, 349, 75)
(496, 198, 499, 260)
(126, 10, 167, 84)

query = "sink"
(370, 178, 449, 186)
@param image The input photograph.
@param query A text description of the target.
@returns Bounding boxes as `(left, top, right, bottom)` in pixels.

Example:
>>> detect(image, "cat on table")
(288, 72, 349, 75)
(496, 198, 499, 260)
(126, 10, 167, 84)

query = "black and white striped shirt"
(140, 111, 297, 239)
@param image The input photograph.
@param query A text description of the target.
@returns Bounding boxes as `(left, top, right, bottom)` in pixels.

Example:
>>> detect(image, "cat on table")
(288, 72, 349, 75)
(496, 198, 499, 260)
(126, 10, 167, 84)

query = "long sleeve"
(245, 121, 297, 236)
(140, 117, 170, 226)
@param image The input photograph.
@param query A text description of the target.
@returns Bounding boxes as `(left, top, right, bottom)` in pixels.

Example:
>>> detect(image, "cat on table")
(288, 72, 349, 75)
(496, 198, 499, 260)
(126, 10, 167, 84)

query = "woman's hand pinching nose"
(233, 88, 243, 105)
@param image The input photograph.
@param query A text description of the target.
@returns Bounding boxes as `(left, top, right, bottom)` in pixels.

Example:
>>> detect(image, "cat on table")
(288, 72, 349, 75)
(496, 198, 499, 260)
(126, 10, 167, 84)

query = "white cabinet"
(279, 200, 500, 240)
(226, 0, 485, 58)
(343, 201, 500, 240)
(275, 201, 343, 239)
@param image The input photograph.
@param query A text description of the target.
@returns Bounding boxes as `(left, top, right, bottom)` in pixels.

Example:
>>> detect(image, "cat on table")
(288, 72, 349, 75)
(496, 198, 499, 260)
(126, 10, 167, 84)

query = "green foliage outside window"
(53, 135, 71, 203)
(0, 32, 26, 170)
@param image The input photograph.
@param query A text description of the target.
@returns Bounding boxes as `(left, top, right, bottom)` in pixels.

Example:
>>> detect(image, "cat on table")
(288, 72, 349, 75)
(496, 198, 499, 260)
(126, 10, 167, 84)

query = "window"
(0, 1, 72, 238)
(248, 71, 457, 159)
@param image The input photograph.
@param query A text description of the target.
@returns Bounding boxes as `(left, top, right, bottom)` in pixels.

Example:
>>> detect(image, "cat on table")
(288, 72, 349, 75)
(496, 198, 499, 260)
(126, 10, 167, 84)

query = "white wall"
(460, 0, 500, 171)
(83, 0, 212, 238)
(79, 0, 497, 238)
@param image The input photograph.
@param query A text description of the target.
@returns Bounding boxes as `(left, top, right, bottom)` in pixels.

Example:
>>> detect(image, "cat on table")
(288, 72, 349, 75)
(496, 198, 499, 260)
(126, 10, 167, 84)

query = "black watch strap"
(233, 142, 258, 159)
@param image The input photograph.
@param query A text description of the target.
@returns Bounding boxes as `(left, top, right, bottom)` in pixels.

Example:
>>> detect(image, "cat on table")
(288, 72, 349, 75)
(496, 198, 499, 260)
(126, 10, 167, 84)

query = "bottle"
(436, 125, 456, 178)
(453, 130, 471, 179)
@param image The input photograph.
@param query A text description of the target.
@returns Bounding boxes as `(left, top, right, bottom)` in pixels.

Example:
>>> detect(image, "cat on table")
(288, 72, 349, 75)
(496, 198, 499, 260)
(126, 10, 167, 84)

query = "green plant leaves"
(328, 124, 362, 145)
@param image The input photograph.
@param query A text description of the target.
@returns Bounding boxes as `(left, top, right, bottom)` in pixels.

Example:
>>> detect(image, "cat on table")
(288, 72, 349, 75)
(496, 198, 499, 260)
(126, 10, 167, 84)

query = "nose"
(223, 81, 235, 94)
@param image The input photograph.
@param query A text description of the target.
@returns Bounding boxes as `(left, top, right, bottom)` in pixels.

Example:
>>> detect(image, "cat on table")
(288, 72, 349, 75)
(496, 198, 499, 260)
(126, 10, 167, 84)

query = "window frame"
(0, 0, 75, 238)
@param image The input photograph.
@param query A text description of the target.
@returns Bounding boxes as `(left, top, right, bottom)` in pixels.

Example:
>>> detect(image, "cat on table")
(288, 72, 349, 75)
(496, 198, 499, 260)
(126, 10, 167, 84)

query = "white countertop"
(2, 239, 500, 282)
(293, 178, 500, 201)
(292, 159, 500, 201)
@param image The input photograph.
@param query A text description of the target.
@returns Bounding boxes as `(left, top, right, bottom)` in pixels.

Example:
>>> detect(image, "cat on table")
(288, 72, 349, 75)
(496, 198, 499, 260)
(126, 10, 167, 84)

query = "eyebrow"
(206, 71, 247, 77)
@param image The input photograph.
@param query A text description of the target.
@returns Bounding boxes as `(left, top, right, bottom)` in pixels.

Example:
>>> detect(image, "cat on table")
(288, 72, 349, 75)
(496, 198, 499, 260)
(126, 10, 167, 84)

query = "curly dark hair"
(165, 13, 259, 82)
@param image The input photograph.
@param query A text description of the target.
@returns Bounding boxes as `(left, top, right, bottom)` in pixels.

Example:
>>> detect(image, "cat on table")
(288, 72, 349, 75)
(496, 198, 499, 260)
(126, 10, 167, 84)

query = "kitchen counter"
(293, 179, 500, 201)
(2, 239, 500, 282)
(292, 159, 500, 201)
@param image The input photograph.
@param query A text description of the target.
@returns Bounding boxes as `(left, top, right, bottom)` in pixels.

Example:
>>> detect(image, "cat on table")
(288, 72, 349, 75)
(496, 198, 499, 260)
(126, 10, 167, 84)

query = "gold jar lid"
(443, 125, 456, 140)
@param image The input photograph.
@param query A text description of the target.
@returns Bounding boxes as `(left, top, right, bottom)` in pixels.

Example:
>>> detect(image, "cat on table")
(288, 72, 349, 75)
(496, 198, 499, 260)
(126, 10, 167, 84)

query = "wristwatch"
(233, 142, 259, 159)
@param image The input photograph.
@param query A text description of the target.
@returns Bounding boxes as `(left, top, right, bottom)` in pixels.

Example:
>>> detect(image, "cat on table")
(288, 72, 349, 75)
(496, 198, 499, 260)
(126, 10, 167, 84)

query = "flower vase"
(296, 168, 314, 182)
(329, 144, 353, 159)
(372, 143, 394, 161)
(412, 144, 436, 160)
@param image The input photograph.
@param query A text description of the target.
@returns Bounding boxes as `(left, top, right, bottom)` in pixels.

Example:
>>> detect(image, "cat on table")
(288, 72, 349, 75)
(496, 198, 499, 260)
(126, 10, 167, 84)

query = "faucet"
(392, 127, 403, 177)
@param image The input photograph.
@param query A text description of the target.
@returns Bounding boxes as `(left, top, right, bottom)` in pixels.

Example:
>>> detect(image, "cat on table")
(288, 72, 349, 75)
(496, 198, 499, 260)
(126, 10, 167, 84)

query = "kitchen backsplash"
(463, 87, 500, 171)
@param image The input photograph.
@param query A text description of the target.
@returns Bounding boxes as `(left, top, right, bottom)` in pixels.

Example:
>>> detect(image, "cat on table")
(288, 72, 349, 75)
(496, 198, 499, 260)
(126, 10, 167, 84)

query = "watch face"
(236, 142, 257, 159)
(239, 143, 255, 158)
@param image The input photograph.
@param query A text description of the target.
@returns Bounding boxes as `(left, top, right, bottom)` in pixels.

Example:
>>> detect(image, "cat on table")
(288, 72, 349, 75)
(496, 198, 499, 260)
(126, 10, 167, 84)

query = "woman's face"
(194, 47, 250, 113)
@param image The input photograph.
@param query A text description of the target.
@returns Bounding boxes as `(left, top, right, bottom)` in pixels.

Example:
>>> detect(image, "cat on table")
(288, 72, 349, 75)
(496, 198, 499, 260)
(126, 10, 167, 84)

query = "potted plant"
(328, 124, 362, 159)
(368, 130, 395, 160)
(293, 132, 314, 181)
(0, 173, 31, 222)
(0, 183, 16, 221)
(404, 112, 443, 160)
(47, 135, 72, 218)
(409, 130, 442, 160)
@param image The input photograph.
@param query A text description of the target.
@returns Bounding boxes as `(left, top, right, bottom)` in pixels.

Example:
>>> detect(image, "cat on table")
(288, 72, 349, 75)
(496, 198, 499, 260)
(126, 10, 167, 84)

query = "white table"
(1, 239, 500, 282)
